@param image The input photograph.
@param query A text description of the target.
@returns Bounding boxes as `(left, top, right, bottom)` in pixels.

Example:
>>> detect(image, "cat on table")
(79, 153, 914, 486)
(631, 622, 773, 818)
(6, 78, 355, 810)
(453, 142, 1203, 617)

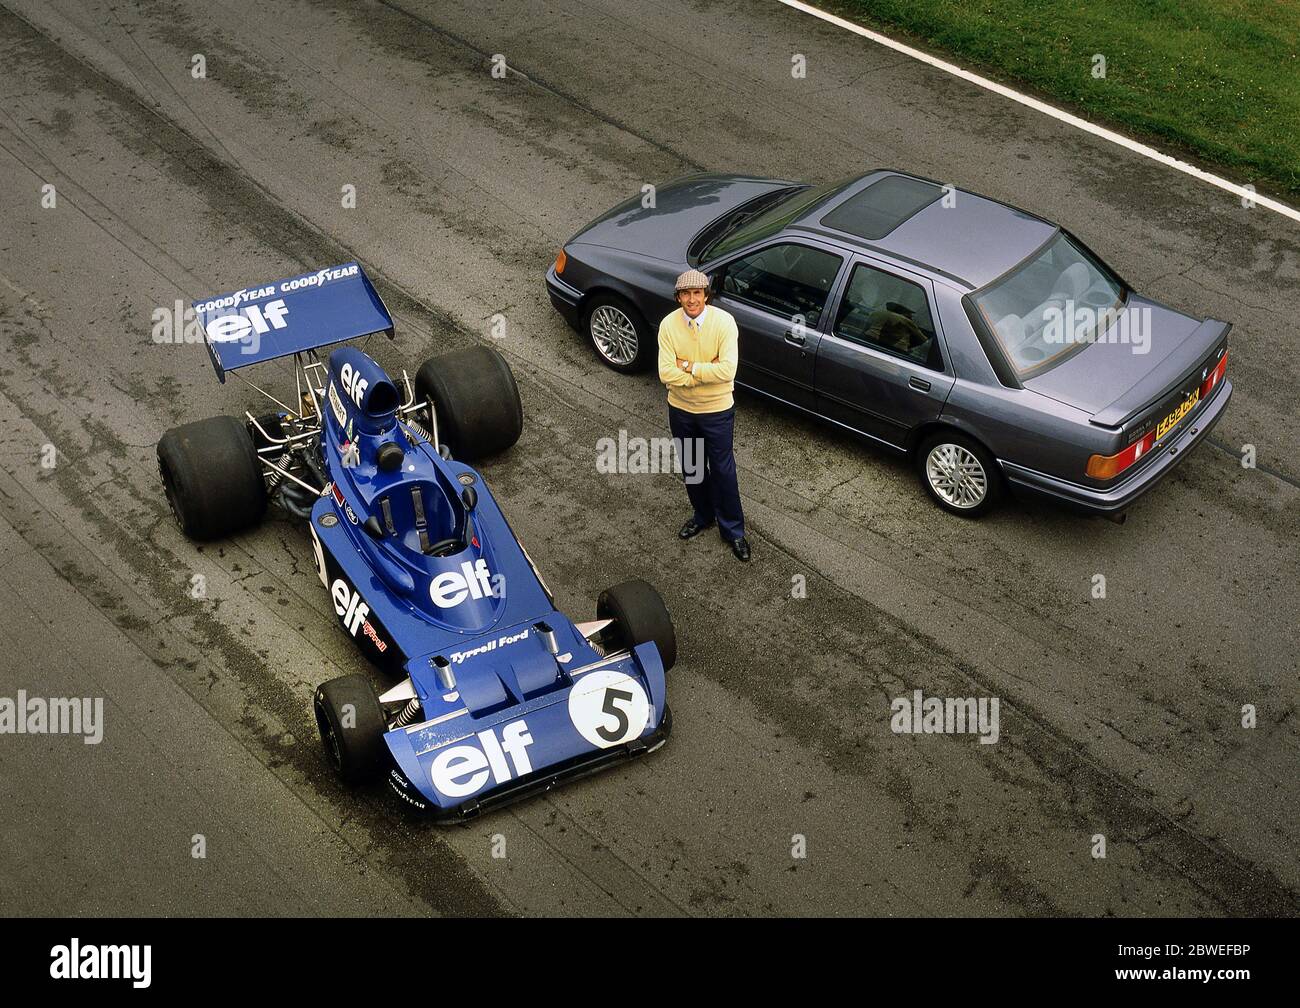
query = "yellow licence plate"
(1156, 389, 1199, 441)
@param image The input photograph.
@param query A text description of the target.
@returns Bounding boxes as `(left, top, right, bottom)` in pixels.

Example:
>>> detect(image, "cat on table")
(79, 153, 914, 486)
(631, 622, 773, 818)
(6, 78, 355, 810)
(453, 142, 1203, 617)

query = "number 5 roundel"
(567, 669, 651, 748)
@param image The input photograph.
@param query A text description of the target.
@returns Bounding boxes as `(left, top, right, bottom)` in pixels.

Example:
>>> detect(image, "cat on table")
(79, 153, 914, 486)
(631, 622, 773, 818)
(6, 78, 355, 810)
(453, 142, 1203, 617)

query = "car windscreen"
(972, 231, 1124, 378)
(697, 178, 850, 263)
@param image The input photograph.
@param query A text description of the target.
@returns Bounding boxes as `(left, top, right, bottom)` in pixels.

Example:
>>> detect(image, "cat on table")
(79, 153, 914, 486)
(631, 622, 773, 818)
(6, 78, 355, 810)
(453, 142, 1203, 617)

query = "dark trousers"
(668, 405, 745, 541)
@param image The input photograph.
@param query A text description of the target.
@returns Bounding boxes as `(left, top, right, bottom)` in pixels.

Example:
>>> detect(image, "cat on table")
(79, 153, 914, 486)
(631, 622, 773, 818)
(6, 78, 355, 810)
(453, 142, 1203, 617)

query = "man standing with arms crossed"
(658, 270, 750, 562)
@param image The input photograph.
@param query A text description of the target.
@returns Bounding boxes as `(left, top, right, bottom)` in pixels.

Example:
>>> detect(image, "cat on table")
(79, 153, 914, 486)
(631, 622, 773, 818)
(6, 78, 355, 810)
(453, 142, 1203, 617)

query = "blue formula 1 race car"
(156, 263, 675, 820)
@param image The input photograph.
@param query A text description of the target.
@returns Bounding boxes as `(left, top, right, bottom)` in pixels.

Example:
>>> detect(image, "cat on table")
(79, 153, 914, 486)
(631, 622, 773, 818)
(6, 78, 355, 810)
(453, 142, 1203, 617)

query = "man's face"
(677, 287, 707, 318)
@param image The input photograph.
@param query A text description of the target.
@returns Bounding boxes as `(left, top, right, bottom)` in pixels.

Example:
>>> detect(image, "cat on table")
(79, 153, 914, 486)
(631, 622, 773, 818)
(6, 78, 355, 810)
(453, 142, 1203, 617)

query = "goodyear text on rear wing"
(193, 262, 395, 382)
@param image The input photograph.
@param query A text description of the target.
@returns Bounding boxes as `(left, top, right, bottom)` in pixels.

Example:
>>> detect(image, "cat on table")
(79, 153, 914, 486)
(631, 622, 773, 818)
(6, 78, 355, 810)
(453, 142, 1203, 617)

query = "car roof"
(785, 170, 1058, 290)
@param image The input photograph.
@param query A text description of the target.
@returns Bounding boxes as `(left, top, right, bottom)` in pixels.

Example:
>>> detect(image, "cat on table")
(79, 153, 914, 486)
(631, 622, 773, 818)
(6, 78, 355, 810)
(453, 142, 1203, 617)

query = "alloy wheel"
(589, 305, 639, 365)
(926, 443, 988, 509)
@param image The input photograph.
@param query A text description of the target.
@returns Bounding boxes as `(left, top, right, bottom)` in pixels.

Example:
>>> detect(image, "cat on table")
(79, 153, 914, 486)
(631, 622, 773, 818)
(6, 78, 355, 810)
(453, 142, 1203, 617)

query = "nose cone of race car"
(386, 638, 670, 818)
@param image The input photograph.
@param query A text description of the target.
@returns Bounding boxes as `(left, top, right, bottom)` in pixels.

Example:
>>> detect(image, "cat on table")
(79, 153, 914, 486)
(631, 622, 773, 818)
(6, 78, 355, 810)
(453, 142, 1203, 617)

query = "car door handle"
(783, 330, 806, 347)
(909, 376, 931, 392)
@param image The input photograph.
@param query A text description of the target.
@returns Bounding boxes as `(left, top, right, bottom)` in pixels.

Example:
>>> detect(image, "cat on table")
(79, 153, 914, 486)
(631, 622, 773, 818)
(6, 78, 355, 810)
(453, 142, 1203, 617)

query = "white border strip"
(777, 0, 1300, 224)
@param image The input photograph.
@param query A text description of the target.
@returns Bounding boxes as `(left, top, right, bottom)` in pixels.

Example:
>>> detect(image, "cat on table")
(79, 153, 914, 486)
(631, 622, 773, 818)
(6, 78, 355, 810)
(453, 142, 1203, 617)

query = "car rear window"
(819, 175, 943, 240)
(972, 231, 1124, 378)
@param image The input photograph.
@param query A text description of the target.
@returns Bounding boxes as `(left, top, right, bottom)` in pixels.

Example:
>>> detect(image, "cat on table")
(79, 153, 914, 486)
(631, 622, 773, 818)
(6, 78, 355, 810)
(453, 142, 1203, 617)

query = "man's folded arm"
(658, 324, 697, 387)
(691, 316, 739, 383)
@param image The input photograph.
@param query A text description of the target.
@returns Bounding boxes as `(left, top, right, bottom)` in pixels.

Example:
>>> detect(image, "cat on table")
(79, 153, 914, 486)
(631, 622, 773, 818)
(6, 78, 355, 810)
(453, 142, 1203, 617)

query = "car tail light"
(1200, 350, 1228, 397)
(1089, 350, 1227, 481)
(1087, 430, 1156, 480)
(554, 249, 567, 274)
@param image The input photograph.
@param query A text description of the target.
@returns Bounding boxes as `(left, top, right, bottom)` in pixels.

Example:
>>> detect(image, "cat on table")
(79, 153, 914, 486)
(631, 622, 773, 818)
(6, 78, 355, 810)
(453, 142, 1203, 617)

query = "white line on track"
(777, 0, 1300, 225)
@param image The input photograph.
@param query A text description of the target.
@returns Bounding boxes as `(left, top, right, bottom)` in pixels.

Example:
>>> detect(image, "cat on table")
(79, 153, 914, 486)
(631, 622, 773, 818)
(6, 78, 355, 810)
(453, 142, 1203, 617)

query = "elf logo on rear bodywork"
(429, 720, 534, 798)
(339, 361, 369, 407)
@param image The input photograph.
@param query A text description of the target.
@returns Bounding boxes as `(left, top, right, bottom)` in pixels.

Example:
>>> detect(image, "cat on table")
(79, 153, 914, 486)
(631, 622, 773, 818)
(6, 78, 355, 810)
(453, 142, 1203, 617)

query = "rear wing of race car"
(193, 262, 394, 382)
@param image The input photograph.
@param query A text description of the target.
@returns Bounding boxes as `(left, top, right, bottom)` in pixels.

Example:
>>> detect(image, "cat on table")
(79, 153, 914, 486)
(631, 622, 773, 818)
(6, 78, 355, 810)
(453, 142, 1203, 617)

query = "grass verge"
(817, 0, 1300, 197)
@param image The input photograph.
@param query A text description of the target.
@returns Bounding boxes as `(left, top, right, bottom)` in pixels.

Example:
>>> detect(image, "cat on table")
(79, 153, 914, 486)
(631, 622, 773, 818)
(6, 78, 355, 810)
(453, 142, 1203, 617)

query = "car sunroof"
(819, 175, 943, 240)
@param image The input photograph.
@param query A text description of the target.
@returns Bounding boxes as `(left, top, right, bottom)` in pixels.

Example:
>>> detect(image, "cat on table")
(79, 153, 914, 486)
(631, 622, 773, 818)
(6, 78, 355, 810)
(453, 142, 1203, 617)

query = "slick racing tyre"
(415, 344, 523, 461)
(916, 430, 1003, 518)
(157, 414, 267, 540)
(313, 674, 387, 784)
(583, 292, 654, 374)
(597, 579, 677, 672)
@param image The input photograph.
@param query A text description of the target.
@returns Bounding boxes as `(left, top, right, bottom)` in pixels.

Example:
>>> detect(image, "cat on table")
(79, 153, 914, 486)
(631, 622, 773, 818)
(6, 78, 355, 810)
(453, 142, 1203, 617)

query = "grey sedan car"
(546, 170, 1231, 519)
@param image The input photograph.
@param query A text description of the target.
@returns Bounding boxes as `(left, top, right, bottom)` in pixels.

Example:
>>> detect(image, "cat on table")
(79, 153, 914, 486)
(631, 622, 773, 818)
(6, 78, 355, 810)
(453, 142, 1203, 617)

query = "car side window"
(719, 243, 843, 328)
(833, 262, 941, 369)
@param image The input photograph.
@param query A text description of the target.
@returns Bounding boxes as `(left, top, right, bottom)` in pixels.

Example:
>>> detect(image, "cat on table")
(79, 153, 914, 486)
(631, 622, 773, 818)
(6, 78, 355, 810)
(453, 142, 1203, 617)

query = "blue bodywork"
(268, 294, 671, 819)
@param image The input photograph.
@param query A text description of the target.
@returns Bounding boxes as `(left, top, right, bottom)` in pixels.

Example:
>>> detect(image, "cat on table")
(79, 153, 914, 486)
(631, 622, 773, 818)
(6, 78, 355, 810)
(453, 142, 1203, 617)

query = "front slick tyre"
(314, 674, 387, 784)
(597, 578, 677, 672)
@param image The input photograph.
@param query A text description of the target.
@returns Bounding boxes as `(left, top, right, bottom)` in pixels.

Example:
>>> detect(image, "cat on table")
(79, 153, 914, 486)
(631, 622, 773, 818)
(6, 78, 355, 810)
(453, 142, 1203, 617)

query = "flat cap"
(674, 269, 710, 292)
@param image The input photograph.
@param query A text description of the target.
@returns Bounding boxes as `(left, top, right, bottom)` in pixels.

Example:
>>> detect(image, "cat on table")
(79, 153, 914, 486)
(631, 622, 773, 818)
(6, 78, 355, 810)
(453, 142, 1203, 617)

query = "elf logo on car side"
(310, 524, 328, 588)
(331, 577, 372, 635)
(339, 362, 368, 407)
(430, 558, 498, 608)
(329, 577, 388, 653)
(204, 299, 288, 343)
(429, 720, 534, 798)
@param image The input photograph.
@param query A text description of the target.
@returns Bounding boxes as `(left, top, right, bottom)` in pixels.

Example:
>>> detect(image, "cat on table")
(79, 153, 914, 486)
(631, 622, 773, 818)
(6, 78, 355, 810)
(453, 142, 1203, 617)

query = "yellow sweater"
(657, 305, 739, 413)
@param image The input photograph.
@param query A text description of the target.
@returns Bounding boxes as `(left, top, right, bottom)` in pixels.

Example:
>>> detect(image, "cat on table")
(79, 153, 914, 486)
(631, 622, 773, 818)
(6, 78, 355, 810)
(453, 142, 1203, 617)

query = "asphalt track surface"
(0, 0, 1296, 917)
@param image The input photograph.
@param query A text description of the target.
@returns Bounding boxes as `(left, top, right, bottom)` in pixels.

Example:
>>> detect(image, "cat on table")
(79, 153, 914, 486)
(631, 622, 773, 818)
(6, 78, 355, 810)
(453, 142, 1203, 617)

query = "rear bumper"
(1000, 378, 1232, 517)
(545, 265, 583, 328)
(387, 706, 673, 823)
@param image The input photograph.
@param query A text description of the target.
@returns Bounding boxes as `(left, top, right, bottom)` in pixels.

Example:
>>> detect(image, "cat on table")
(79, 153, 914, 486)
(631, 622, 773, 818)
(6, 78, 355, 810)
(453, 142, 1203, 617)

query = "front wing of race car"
(384, 644, 671, 821)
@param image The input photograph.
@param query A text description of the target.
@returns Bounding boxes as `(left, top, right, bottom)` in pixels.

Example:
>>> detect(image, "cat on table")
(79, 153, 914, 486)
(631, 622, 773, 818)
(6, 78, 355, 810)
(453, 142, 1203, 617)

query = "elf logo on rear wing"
(203, 299, 288, 346)
(195, 262, 394, 382)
